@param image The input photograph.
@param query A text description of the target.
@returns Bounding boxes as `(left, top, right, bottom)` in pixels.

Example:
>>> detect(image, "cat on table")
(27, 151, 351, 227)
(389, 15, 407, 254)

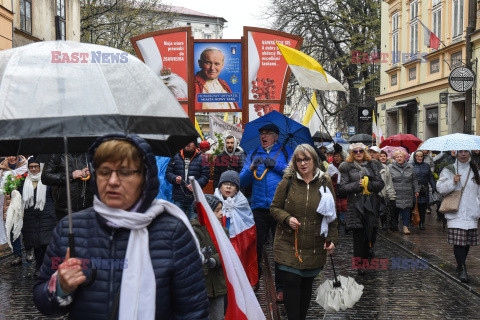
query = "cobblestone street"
(2, 221, 480, 319)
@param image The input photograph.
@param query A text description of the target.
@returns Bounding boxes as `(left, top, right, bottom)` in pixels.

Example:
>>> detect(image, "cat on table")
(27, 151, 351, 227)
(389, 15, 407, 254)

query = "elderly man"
(240, 123, 292, 301)
(194, 47, 238, 110)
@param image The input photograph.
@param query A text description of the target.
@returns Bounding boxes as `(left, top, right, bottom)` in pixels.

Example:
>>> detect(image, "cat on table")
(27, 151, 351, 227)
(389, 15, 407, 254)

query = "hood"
(224, 136, 238, 157)
(87, 134, 160, 213)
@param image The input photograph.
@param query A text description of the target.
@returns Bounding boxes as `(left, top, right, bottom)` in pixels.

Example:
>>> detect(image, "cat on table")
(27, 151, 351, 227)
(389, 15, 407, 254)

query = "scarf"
(94, 196, 201, 320)
(22, 172, 47, 210)
(316, 184, 336, 238)
(326, 163, 341, 183)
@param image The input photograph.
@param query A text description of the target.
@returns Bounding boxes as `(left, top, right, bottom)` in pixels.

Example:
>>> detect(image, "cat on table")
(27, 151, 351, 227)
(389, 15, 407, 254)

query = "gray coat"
(389, 161, 420, 209)
(338, 161, 385, 229)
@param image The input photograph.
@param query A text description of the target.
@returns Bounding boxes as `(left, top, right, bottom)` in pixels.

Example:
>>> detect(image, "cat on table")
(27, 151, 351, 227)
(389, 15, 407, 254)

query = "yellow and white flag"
(276, 43, 346, 92)
(194, 117, 204, 140)
(303, 92, 321, 135)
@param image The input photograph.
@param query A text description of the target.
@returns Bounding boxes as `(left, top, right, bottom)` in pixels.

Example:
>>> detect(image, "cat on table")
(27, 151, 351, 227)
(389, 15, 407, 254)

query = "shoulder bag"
(438, 167, 471, 214)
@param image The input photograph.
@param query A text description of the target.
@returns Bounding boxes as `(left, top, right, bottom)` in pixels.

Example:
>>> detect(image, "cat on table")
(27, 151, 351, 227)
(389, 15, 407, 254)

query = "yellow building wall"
(0, 1, 13, 51)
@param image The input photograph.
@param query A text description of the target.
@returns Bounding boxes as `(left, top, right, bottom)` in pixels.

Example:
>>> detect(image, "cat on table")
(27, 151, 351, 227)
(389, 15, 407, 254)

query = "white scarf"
(22, 172, 47, 210)
(94, 196, 202, 320)
(316, 183, 336, 237)
(326, 164, 341, 184)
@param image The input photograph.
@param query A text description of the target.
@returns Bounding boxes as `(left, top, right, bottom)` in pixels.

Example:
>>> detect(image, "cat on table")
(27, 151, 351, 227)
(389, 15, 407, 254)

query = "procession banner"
(209, 114, 243, 141)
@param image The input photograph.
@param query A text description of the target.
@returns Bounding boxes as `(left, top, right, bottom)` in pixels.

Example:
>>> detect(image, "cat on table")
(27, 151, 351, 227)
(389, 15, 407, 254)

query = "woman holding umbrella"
(389, 150, 420, 234)
(270, 144, 337, 320)
(33, 134, 209, 319)
(412, 151, 436, 230)
(437, 150, 480, 283)
(338, 143, 384, 275)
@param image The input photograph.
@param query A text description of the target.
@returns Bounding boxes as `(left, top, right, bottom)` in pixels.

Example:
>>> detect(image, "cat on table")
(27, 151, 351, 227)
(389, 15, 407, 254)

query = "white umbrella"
(316, 249, 364, 312)
(418, 133, 480, 152)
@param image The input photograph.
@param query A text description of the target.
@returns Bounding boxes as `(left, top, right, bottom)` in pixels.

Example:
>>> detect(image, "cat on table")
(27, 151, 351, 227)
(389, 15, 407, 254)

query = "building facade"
(1, 0, 80, 51)
(168, 6, 226, 39)
(376, 0, 480, 140)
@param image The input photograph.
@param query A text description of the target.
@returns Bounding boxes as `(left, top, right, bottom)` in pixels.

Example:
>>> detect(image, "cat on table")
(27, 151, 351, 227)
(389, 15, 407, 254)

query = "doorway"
(450, 100, 465, 133)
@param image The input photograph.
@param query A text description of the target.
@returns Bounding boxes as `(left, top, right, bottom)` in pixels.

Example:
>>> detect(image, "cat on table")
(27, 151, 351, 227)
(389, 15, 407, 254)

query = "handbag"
(411, 197, 420, 226)
(439, 167, 471, 214)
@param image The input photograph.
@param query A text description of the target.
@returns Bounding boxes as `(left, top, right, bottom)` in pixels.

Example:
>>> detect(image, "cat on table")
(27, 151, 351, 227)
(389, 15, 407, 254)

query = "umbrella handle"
(326, 239, 341, 288)
(253, 168, 268, 180)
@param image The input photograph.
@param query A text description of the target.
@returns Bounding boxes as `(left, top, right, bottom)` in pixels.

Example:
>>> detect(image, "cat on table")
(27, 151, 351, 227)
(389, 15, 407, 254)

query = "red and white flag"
(419, 20, 440, 50)
(192, 179, 265, 320)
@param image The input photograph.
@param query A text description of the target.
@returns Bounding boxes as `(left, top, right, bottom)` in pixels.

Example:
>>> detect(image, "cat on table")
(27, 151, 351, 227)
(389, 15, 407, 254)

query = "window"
(19, 0, 32, 34)
(409, 67, 417, 81)
(430, 59, 439, 74)
(204, 34, 212, 39)
(452, 0, 464, 38)
(392, 12, 399, 64)
(409, 0, 418, 56)
(187, 22, 191, 26)
(432, 0, 441, 42)
(56, 0, 66, 40)
(451, 51, 462, 67)
(391, 74, 398, 86)
(205, 24, 209, 28)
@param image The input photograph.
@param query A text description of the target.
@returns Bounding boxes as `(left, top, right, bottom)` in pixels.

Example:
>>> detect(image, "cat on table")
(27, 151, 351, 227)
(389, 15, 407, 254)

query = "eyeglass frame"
(95, 168, 142, 181)
(353, 149, 365, 154)
(259, 131, 277, 137)
(295, 157, 312, 164)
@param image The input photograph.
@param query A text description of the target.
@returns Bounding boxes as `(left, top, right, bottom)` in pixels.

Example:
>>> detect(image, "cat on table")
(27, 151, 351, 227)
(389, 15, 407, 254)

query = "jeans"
(278, 270, 314, 320)
(253, 208, 282, 291)
(174, 200, 196, 220)
(399, 208, 411, 227)
(10, 231, 22, 257)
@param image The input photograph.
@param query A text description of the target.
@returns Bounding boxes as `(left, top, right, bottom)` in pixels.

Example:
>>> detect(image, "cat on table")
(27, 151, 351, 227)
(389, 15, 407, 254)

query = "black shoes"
(458, 264, 469, 283)
(10, 256, 22, 266)
(419, 223, 425, 230)
(357, 269, 366, 276)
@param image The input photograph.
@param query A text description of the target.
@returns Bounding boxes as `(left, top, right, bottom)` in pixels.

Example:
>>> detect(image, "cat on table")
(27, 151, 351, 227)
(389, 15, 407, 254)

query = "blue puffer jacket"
(240, 142, 293, 210)
(33, 134, 209, 319)
(165, 150, 209, 202)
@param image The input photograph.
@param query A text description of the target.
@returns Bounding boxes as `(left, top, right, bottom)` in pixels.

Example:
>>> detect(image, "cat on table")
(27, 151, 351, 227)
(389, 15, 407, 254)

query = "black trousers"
(418, 203, 428, 224)
(278, 270, 314, 320)
(454, 245, 470, 266)
(353, 228, 377, 259)
(34, 245, 48, 271)
(253, 208, 282, 290)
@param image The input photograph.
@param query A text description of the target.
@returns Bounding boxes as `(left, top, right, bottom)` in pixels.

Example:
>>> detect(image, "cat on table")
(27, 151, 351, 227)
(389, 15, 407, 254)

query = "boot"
(458, 264, 469, 283)
(403, 226, 411, 235)
(10, 256, 22, 266)
(419, 222, 425, 230)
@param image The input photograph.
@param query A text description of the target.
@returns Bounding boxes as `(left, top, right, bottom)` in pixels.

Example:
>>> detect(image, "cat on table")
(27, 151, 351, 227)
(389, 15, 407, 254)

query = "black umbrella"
(0, 41, 198, 257)
(312, 131, 333, 143)
(348, 134, 374, 145)
(353, 194, 380, 248)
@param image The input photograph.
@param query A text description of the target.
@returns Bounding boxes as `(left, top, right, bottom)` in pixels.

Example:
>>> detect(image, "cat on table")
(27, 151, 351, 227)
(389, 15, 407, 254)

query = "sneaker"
(10, 256, 22, 266)
(403, 226, 411, 235)
(26, 250, 34, 262)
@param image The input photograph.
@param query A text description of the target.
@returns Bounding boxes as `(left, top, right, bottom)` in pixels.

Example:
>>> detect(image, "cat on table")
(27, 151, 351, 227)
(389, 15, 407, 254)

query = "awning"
(386, 99, 417, 112)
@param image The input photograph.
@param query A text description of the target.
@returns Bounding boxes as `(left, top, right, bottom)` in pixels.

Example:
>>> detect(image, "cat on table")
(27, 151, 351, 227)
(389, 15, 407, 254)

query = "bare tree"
(81, 0, 175, 54)
(266, 0, 380, 134)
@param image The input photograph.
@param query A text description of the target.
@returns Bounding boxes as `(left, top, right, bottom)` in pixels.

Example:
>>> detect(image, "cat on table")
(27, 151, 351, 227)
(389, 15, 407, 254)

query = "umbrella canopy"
(380, 134, 422, 154)
(333, 137, 347, 144)
(240, 111, 314, 155)
(0, 41, 198, 156)
(316, 275, 364, 312)
(380, 146, 409, 158)
(348, 134, 374, 144)
(312, 131, 333, 143)
(418, 133, 480, 152)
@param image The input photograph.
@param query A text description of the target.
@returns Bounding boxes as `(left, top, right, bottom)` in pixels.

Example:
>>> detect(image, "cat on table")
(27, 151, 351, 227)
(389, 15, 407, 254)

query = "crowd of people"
(0, 128, 478, 320)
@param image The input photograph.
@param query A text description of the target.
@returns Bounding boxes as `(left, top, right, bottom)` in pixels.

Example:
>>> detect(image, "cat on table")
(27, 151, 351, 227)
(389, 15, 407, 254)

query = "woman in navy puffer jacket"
(33, 134, 209, 319)
(413, 150, 436, 230)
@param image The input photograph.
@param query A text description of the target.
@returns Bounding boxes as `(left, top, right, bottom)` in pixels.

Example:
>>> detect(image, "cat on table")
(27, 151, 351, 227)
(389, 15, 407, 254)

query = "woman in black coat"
(21, 157, 56, 271)
(412, 151, 436, 230)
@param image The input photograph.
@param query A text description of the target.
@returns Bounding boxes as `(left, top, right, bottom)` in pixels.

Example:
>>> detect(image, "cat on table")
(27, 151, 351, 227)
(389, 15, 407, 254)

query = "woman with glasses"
(270, 144, 337, 320)
(389, 150, 420, 234)
(34, 134, 209, 319)
(338, 143, 384, 275)
(437, 150, 480, 283)
(214, 170, 258, 289)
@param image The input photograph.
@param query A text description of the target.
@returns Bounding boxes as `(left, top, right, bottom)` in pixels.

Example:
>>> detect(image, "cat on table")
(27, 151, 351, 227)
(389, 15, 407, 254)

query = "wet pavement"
(1, 222, 480, 319)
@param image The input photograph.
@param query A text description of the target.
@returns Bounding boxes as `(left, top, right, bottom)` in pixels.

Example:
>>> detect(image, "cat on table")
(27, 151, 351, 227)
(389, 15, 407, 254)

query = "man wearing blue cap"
(240, 123, 293, 301)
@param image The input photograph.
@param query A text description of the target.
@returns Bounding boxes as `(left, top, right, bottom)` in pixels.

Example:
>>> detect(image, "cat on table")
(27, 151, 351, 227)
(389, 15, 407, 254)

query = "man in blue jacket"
(240, 123, 292, 301)
(166, 140, 210, 219)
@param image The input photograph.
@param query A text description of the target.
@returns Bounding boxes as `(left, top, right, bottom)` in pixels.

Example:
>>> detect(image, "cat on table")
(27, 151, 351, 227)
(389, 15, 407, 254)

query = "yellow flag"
(302, 92, 318, 126)
(194, 117, 204, 140)
(224, 112, 228, 122)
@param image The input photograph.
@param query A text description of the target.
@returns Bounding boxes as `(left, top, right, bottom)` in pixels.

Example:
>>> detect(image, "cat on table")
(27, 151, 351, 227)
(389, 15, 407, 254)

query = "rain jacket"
(379, 163, 396, 201)
(212, 137, 246, 189)
(165, 149, 210, 203)
(155, 156, 173, 202)
(389, 161, 420, 209)
(191, 218, 228, 298)
(338, 161, 385, 229)
(240, 142, 293, 210)
(437, 159, 480, 230)
(270, 169, 338, 270)
(33, 134, 209, 319)
(41, 153, 94, 214)
(413, 159, 436, 204)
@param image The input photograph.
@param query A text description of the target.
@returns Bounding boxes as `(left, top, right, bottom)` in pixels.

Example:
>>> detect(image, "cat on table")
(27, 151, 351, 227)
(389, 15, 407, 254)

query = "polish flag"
(419, 20, 440, 50)
(191, 179, 265, 320)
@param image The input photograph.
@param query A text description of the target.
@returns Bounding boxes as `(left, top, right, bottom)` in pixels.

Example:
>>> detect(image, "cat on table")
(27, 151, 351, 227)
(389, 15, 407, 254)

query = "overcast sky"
(166, 0, 272, 39)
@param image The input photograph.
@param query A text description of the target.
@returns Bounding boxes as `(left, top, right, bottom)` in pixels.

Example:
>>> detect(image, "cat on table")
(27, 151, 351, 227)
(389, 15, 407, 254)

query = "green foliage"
(2, 173, 27, 195)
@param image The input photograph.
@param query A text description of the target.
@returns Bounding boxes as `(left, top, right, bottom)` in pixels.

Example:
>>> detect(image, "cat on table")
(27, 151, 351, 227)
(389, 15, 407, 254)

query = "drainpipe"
(464, 0, 477, 134)
(11, 0, 14, 47)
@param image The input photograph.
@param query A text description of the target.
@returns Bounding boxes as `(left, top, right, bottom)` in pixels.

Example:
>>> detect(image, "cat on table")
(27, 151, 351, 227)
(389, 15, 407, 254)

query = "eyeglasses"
(296, 157, 312, 164)
(353, 149, 364, 154)
(28, 165, 40, 169)
(96, 168, 141, 181)
(260, 131, 276, 136)
(221, 182, 237, 188)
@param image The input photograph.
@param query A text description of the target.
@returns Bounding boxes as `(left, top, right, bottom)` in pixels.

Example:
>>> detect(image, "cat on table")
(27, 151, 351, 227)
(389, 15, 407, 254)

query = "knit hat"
(28, 155, 40, 166)
(258, 123, 280, 135)
(348, 143, 367, 153)
(218, 170, 240, 189)
(204, 194, 222, 211)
